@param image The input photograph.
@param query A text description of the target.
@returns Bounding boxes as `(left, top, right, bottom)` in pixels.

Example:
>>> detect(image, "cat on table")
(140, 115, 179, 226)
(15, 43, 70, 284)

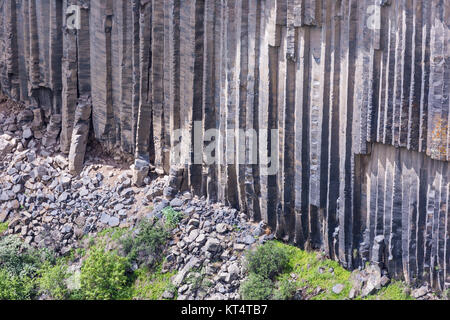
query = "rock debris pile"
(0, 105, 272, 299)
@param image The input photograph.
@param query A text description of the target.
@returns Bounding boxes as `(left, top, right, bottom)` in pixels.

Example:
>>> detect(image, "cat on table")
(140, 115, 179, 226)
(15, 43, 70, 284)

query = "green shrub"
(240, 274, 273, 300)
(0, 268, 35, 300)
(273, 279, 297, 300)
(122, 218, 169, 268)
(0, 235, 53, 277)
(80, 245, 131, 300)
(246, 242, 289, 280)
(37, 261, 70, 300)
(162, 207, 183, 229)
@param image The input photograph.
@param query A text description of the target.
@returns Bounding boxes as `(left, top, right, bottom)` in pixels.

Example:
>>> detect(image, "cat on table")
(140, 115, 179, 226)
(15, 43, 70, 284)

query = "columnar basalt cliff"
(0, 0, 448, 290)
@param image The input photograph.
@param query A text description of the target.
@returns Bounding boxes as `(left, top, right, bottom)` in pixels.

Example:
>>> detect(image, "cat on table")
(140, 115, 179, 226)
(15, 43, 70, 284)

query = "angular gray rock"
(68, 97, 92, 175)
(0, 0, 448, 291)
(132, 158, 150, 187)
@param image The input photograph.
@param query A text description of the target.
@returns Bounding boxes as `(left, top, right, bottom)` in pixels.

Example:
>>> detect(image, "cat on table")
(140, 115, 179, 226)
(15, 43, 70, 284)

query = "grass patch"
(240, 273, 273, 300)
(97, 226, 129, 241)
(361, 280, 413, 300)
(273, 241, 352, 300)
(0, 222, 8, 234)
(132, 265, 176, 300)
(243, 241, 415, 300)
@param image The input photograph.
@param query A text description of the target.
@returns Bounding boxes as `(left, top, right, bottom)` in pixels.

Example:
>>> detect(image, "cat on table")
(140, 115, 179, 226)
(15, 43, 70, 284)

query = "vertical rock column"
(134, 0, 152, 185)
(90, 0, 115, 148)
(49, 0, 63, 116)
(152, 0, 169, 175)
(28, 0, 41, 97)
(116, 0, 134, 154)
(68, 96, 92, 175)
(60, 0, 79, 154)
(243, 0, 262, 222)
(1, 0, 20, 100)
(202, 0, 219, 202)
(68, 1, 91, 175)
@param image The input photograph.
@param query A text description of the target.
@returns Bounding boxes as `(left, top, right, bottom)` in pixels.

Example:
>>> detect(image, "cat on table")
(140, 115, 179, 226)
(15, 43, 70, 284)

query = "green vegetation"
(80, 245, 131, 300)
(0, 222, 8, 234)
(132, 265, 176, 300)
(75, 217, 176, 300)
(37, 261, 71, 300)
(0, 235, 56, 300)
(0, 268, 35, 300)
(241, 241, 415, 300)
(273, 241, 352, 299)
(121, 218, 169, 268)
(0, 214, 422, 301)
(361, 280, 413, 300)
(0, 235, 55, 278)
(97, 226, 128, 241)
(0, 214, 179, 301)
(246, 241, 290, 280)
(240, 241, 290, 300)
(162, 207, 184, 229)
(272, 278, 297, 300)
(240, 274, 273, 300)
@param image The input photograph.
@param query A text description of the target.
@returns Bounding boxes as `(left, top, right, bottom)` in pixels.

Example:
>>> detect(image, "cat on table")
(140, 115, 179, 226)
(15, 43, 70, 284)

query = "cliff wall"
(0, 0, 448, 290)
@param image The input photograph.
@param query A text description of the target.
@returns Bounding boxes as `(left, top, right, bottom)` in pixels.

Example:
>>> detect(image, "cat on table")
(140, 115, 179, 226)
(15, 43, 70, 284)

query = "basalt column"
(0, 0, 448, 290)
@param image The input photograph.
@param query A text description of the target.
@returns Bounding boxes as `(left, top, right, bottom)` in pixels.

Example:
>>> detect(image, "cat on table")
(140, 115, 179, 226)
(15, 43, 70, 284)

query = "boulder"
(132, 158, 150, 187)
(0, 134, 17, 160)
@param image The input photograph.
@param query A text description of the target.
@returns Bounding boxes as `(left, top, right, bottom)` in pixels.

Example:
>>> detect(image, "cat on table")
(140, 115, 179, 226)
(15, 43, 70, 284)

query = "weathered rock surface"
(0, 0, 449, 291)
(0, 110, 271, 300)
(68, 97, 92, 175)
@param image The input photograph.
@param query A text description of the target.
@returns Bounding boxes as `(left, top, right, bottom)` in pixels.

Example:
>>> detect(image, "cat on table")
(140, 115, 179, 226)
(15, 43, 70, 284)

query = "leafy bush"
(37, 261, 70, 300)
(0, 235, 54, 277)
(246, 241, 289, 280)
(273, 279, 297, 300)
(0, 268, 35, 300)
(162, 207, 183, 229)
(240, 274, 273, 300)
(122, 218, 169, 268)
(80, 245, 131, 300)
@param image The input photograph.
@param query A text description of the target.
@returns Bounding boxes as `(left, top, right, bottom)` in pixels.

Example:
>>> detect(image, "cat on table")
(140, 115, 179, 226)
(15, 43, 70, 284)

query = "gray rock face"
(215, 223, 228, 234)
(108, 217, 120, 227)
(132, 158, 150, 187)
(204, 238, 221, 254)
(173, 257, 200, 287)
(169, 198, 184, 209)
(0, 0, 448, 291)
(22, 128, 33, 140)
(332, 284, 344, 295)
(412, 286, 430, 299)
(0, 134, 16, 160)
(350, 264, 391, 298)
